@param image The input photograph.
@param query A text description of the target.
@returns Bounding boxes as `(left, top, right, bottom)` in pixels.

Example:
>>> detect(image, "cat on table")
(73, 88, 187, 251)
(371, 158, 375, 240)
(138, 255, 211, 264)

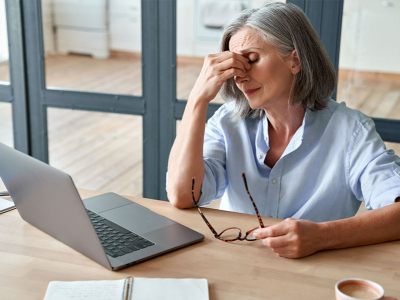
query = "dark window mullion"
(5, 0, 30, 153)
(373, 119, 400, 144)
(44, 90, 145, 115)
(288, 0, 305, 10)
(319, 0, 343, 80)
(158, 0, 177, 200)
(0, 85, 12, 103)
(142, 0, 160, 199)
(21, 0, 48, 161)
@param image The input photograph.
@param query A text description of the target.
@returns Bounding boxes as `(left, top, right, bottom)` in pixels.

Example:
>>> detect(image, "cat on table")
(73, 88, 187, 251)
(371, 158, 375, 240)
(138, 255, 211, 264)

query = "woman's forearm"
(167, 96, 209, 208)
(320, 198, 400, 250)
(167, 52, 250, 208)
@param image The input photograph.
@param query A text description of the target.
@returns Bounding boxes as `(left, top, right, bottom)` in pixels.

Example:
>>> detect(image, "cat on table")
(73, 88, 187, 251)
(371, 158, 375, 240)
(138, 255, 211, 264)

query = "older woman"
(167, 2, 400, 258)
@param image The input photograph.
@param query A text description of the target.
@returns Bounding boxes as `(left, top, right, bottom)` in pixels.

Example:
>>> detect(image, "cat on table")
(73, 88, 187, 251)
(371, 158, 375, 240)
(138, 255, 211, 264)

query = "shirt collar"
(262, 108, 309, 151)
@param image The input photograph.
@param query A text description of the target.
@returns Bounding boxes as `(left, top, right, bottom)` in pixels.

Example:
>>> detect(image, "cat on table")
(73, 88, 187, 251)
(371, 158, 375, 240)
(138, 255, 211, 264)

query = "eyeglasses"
(191, 173, 265, 242)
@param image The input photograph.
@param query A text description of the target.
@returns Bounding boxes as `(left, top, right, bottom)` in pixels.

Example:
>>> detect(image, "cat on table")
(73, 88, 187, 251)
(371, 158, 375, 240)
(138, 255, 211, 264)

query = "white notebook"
(43, 277, 209, 300)
(0, 197, 15, 214)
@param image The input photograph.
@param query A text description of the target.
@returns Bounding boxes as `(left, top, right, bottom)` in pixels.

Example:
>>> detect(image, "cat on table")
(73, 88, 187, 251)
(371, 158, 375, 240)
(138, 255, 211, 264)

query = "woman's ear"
(290, 50, 301, 74)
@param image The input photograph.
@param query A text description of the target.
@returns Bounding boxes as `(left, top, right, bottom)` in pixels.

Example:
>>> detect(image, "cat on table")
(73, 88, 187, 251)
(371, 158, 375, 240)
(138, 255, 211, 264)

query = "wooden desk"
(1, 190, 399, 300)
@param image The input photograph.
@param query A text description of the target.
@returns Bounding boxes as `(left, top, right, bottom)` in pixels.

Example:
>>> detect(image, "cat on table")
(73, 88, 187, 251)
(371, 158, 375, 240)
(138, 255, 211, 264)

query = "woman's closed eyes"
(247, 53, 259, 64)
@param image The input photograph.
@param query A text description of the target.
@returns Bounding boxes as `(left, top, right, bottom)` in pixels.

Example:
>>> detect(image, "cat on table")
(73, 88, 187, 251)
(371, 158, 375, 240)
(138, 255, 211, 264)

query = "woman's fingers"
(216, 58, 248, 74)
(208, 51, 251, 71)
(213, 51, 251, 67)
(262, 236, 289, 249)
(219, 67, 246, 82)
(190, 51, 249, 102)
(254, 222, 290, 239)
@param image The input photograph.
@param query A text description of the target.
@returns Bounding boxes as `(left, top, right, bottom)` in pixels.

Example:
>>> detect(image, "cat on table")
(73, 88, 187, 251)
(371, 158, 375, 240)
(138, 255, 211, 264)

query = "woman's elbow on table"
(167, 186, 194, 209)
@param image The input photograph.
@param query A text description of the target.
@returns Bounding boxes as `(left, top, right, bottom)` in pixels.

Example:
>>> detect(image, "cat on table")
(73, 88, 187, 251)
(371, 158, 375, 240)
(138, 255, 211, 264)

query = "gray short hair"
(220, 2, 336, 121)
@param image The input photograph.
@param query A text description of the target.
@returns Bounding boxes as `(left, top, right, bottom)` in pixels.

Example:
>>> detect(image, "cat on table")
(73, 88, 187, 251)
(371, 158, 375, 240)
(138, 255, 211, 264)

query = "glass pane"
(176, 0, 284, 103)
(0, 102, 13, 147)
(338, 0, 400, 120)
(48, 108, 142, 198)
(0, 0, 10, 83)
(42, 0, 142, 96)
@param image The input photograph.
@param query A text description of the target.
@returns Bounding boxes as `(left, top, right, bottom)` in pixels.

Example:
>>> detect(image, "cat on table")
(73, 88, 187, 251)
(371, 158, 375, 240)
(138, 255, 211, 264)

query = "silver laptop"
(0, 143, 204, 271)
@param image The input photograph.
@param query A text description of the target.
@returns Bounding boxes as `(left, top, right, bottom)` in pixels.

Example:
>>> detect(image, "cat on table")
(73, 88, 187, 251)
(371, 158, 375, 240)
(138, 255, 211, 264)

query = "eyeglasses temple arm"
(192, 177, 219, 236)
(242, 173, 265, 228)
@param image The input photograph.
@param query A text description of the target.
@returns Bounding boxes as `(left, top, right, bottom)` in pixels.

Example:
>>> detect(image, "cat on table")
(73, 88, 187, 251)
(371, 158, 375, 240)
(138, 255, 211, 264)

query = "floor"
(0, 54, 399, 214)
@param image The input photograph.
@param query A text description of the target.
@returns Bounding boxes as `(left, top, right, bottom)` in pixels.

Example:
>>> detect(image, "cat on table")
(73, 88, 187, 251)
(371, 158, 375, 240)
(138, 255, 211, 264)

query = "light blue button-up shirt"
(198, 99, 400, 222)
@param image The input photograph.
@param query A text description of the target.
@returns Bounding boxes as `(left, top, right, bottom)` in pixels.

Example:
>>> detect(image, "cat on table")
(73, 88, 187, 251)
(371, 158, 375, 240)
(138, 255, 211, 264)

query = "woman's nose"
(235, 72, 250, 84)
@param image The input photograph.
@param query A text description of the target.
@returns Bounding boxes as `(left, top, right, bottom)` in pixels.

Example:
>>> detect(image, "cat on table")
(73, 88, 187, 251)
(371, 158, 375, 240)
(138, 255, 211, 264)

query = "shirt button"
(397, 170, 400, 176)
(272, 179, 277, 184)
(257, 154, 262, 159)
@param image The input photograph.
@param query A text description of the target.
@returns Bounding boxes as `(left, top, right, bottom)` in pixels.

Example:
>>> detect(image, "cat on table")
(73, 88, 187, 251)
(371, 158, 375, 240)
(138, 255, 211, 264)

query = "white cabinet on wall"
(53, 0, 109, 59)
(109, 0, 141, 53)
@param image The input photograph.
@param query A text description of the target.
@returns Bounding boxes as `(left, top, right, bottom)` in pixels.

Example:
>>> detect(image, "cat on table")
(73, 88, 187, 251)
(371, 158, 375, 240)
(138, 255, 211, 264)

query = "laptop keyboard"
(86, 209, 155, 258)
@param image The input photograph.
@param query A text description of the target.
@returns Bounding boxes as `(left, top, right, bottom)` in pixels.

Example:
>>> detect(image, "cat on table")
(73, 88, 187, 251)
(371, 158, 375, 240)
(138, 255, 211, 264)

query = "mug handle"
(382, 297, 397, 300)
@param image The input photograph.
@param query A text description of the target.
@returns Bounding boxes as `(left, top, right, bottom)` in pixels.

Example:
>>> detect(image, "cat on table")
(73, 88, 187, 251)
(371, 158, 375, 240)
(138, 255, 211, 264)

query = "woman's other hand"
(253, 218, 327, 258)
(190, 51, 251, 103)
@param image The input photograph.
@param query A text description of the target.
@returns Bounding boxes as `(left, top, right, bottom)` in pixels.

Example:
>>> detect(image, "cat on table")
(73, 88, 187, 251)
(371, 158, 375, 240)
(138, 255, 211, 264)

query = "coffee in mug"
(335, 278, 397, 300)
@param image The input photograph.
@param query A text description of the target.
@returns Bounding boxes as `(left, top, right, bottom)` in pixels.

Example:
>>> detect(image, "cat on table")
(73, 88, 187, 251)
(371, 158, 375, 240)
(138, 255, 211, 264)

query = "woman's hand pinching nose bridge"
(189, 51, 253, 103)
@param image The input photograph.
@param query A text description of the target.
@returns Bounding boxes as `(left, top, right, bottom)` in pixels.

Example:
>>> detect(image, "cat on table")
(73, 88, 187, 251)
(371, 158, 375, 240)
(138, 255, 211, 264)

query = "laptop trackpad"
(100, 201, 175, 235)
(83, 193, 133, 213)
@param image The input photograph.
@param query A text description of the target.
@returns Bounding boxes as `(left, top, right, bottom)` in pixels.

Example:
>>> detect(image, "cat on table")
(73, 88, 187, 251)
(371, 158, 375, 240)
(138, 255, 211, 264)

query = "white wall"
(338, 0, 400, 73)
(42, 0, 55, 55)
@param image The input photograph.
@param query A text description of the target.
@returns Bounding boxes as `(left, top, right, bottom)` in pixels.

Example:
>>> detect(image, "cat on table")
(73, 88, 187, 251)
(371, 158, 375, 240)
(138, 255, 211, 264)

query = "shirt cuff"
(366, 171, 400, 210)
(196, 165, 218, 206)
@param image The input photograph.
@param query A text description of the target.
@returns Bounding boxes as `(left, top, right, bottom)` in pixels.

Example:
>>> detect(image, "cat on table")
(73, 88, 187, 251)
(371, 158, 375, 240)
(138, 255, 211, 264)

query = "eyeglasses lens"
(219, 228, 241, 241)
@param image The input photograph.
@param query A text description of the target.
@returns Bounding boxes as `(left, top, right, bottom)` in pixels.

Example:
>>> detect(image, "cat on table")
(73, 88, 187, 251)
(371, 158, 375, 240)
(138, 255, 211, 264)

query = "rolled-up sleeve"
(347, 118, 400, 210)
(197, 107, 229, 206)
